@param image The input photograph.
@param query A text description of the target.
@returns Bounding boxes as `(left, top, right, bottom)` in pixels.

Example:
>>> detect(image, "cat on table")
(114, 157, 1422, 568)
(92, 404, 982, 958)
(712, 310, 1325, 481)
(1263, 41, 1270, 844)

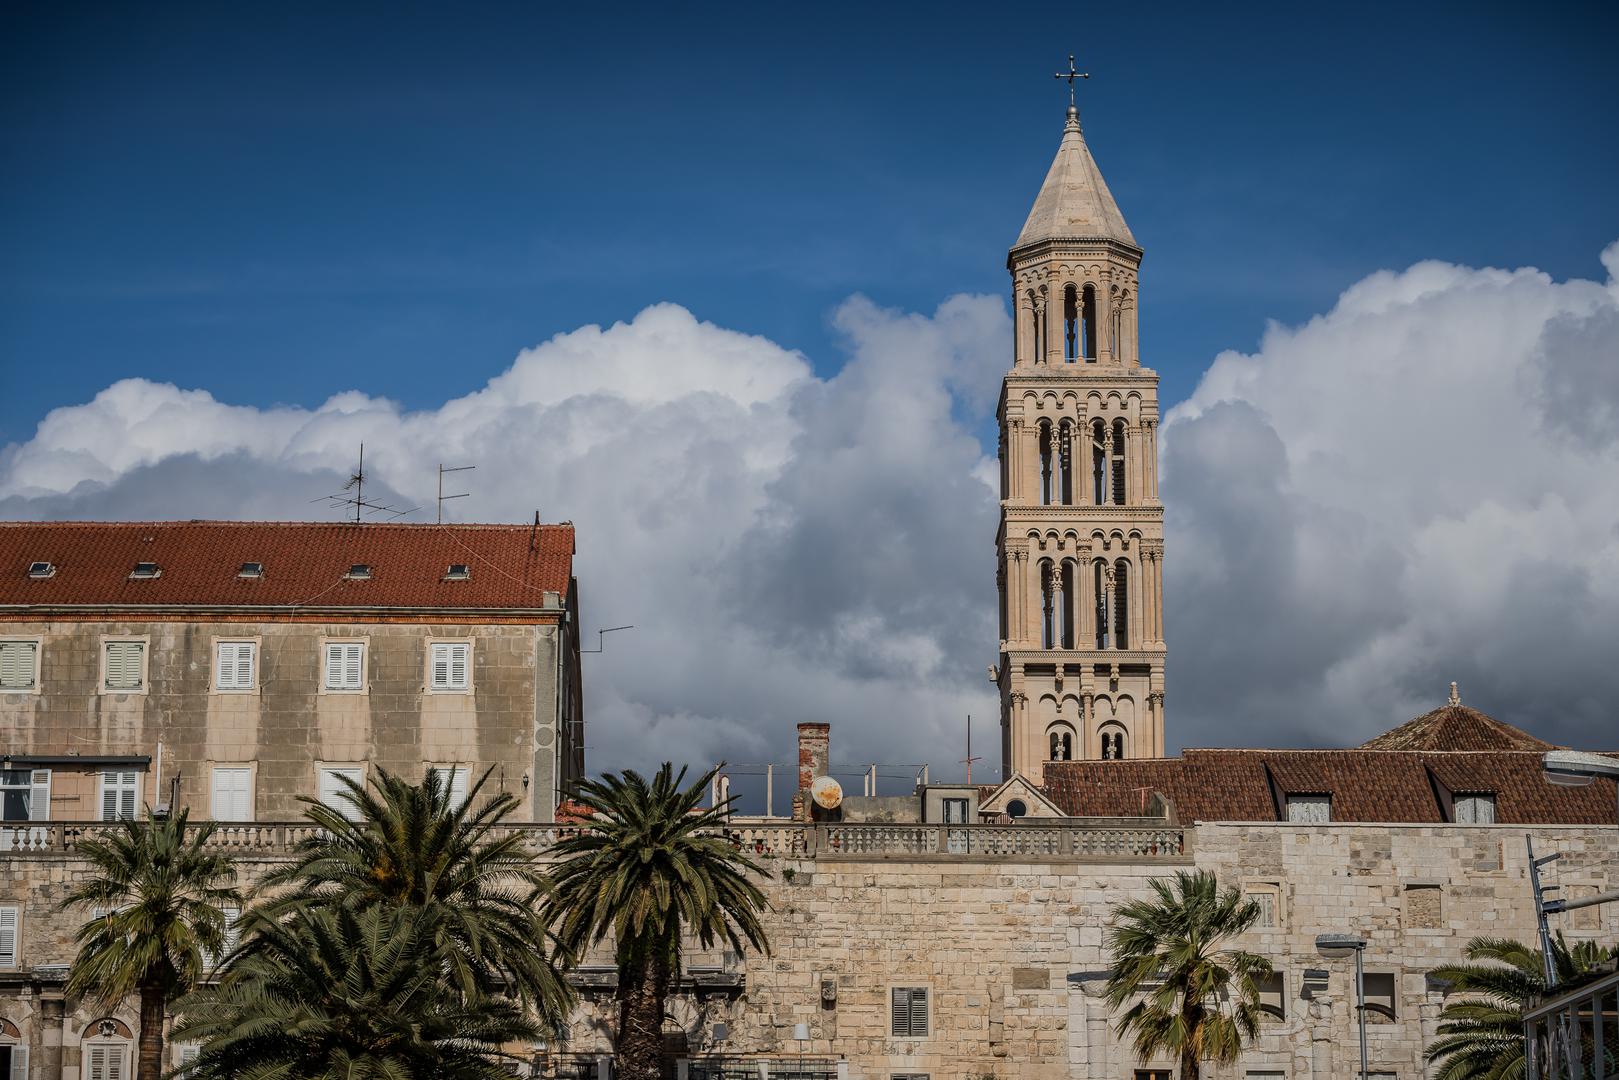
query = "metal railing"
(0, 819, 1188, 862)
(1524, 968, 1619, 1079)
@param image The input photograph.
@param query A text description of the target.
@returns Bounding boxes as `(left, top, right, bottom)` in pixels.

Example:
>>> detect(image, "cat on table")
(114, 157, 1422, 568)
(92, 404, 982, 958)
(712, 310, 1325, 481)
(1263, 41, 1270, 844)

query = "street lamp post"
(1316, 933, 1369, 1080)
(1542, 750, 1619, 823)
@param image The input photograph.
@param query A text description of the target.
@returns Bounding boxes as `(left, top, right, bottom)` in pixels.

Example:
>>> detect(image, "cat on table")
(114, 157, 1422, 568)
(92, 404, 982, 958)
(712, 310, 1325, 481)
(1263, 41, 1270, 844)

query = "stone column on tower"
(994, 88, 1167, 786)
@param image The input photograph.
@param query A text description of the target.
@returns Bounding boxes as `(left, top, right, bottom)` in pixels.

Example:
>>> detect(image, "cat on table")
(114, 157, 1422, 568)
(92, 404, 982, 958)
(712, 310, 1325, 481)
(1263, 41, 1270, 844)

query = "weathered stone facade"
(1, 820, 1611, 1078)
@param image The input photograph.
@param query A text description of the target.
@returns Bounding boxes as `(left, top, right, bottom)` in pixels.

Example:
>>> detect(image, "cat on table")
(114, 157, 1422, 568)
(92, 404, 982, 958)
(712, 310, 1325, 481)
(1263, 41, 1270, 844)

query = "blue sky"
(4, 1, 1616, 446)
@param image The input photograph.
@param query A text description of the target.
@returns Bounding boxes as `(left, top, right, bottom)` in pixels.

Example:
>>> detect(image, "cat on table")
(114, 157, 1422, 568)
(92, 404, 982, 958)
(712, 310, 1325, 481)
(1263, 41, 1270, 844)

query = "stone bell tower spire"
(994, 70, 1166, 785)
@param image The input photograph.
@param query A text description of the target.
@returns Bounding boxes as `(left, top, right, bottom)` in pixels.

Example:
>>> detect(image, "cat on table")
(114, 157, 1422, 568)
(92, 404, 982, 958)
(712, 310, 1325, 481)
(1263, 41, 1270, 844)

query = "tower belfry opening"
(995, 62, 1165, 783)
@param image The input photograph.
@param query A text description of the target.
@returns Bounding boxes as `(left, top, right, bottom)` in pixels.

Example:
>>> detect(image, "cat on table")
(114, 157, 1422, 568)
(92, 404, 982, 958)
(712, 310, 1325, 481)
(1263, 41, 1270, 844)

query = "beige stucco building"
(996, 98, 1164, 786)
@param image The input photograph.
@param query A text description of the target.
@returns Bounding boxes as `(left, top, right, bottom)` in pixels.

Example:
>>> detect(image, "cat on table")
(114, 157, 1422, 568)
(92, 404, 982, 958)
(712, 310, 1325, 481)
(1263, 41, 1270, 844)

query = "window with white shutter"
(177, 1044, 200, 1068)
(0, 906, 17, 967)
(0, 640, 38, 690)
(206, 906, 241, 969)
(85, 1042, 128, 1080)
(318, 767, 364, 821)
(102, 640, 146, 691)
(5, 1043, 28, 1079)
(429, 641, 471, 691)
(429, 767, 470, 810)
(214, 641, 256, 690)
(1285, 794, 1331, 823)
(323, 642, 364, 691)
(100, 771, 139, 821)
(1455, 793, 1496, 824)
(890, 986, 928, 1037)
(210, 768, 252, 821)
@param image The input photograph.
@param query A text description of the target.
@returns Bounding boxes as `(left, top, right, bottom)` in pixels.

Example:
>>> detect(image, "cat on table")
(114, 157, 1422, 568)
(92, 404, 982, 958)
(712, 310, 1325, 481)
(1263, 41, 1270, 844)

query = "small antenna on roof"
(311, 443, 420, 522)
(529, 510, 541, 551)
(436, 463, 476, 524)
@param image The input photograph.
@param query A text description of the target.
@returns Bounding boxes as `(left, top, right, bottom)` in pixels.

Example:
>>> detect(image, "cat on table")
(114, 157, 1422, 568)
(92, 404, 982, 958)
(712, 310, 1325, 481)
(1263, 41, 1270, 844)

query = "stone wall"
(0, 822, 1612, 1078)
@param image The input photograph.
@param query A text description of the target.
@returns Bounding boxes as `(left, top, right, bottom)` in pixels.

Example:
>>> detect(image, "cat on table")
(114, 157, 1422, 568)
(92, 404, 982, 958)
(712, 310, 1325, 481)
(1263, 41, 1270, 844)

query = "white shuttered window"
(214, 641, 256, 690)
(429, 767, 470, 809)
(318, 767, 364, 821)
(430, 641, 471, 691)
(6, 1043, 29, 1079)
(103, 640, 145, 690)
(211, 768, 252, 821)
(0, 905, 17, 966)
(86, 1043, 128, 1080)
(323, 643, 364, 690)
(890, 986, 929, 1037)
(100, 771, 139, 821)
(0, 640, 38, 689)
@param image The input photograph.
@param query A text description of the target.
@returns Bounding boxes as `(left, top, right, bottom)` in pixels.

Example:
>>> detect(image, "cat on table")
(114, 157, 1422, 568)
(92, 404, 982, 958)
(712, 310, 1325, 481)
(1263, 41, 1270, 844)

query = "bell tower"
(995, 77, 1166, 785)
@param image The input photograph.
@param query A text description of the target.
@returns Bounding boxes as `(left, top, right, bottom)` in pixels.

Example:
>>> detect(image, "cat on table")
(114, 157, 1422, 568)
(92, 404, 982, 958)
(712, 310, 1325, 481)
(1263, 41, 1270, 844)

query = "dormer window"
(129, 562, 161, 580)
(27, 561, 56, 579)
(1285, 793, 1331, 823)
(346, 564, 372, 580)
(444, 564, 471, 581)
(238, 562, 264, 579)
(1454, 792, 1496, 824)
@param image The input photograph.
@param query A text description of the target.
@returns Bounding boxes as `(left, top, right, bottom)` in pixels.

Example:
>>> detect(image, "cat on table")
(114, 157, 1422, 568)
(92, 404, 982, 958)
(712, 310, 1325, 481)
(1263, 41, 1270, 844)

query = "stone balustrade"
(0, 818, 1188, 861)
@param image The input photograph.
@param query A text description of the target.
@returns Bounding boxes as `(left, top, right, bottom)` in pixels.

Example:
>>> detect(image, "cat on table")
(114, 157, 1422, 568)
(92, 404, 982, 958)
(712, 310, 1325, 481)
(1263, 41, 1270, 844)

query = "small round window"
(1007, 799, 1028, 819)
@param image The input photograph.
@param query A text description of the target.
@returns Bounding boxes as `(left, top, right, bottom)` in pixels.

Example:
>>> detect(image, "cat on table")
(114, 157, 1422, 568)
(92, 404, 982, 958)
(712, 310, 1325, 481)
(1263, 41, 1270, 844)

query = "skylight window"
(444, 564, 471, 581)
(238, 562, 264, 579)
(129, 562, 162, 580)
(346, 564, 373, 580)
(27, 561, 56, 579)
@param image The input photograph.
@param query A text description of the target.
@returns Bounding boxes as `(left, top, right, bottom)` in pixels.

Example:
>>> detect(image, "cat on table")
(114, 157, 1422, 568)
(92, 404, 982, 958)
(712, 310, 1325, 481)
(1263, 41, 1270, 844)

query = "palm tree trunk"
(136, 983, 165, 1080)
(1179, 1044, 1199, 1080)
(1180, 997, 1201, 1080)
(615, 955, 669, 1080)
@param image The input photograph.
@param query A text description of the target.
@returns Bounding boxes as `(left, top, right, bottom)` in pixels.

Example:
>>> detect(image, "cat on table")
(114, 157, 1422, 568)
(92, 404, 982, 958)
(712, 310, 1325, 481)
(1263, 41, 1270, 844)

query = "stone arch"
(1046, 721, 1077, 761)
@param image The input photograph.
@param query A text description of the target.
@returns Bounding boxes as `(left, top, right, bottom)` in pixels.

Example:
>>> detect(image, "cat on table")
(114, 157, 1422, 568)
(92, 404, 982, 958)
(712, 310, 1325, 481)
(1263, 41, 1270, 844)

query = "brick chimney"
(797, 722, 830, 796)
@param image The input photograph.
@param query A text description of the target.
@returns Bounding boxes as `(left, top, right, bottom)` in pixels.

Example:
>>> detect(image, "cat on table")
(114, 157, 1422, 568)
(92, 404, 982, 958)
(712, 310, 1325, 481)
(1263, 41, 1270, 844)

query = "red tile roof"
(1357, 702, 1552, 751)
(1040, 749, 1617, 825)
(0, 520, 574, 613)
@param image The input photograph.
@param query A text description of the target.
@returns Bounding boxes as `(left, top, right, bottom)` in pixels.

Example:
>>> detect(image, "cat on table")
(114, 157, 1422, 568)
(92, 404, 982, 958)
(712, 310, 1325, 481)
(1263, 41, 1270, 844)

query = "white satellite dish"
(810, 775, 843, 809)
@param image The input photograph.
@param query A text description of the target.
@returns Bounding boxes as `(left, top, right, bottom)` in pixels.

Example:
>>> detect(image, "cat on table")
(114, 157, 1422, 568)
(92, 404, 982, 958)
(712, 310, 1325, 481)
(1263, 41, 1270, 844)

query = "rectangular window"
(0, 640, 39, 690)
(1363, 972, 1397, 1022)
(1285, 794, 1331, 823)
(0, 769, 49, 823)
(210, 767, 253, 821)
(318, 766, 364, 821)
(1257, 970, 1285, 1021)
(942, 797, 969, 823)
(100, 770, 139, 821)
(1134, 1072, 1172, 1080)
(86, 1043, 127, 1080)
(889, 986, 929, 1038)
(1454, 793, 1496, 824)
(429, 641, 471, 691)
(323, 642, 365, 691)
(0, 905, 17, 966)
(429, 767, 470, 810)
(1245, 883, 1281, 928)
(177, 1045, 200, 1067)
(214, 641, 256, 690)
(3, 1042, 28, 1078)
(103, 640, 146, 691)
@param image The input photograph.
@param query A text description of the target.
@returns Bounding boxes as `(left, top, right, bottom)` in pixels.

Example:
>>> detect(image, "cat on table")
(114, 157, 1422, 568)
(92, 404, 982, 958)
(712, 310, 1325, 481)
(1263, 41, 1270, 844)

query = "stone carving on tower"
(995, 68, 1166, 784)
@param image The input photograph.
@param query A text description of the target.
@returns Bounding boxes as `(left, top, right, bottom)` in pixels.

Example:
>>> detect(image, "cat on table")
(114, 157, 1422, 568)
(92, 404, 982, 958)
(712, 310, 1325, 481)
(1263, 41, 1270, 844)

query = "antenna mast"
(311, 443, 420, 522)
(960, 714, 983, 784)
(436, 463, 476, 524)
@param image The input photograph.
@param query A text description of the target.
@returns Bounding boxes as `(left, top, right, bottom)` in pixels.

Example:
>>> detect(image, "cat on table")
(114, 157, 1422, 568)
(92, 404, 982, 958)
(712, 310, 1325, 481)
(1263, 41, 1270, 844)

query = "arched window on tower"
(1099, 723, 1127, 760)
(1048, 723, 1076, 761)
(1091, 419, 1107, 505)
(1111, 419, 1128, 505)
(1113, 559, 1129, 649)
(1082, 285, 1098, 361)
(1063, 285, 1078, 362)
(1041, 561, 1057, 650)
(1111, 303, 1123, 362)
(1039, 424, 1054, 506)
(1093, 559, 1110, 650)
(1028, 291, 1043, 363)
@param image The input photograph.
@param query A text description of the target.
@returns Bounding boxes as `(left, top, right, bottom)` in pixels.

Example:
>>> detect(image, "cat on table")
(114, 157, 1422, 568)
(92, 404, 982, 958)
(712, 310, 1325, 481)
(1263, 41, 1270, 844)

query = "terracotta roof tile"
(0, 520, 573, 612)
(1359, 703, 1553, 752)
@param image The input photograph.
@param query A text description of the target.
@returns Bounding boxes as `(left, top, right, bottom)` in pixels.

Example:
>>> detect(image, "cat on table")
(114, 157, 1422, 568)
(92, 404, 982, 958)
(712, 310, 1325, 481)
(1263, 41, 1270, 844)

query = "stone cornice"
(1001, 646, 1166, 662)
(1003, 368, 1159, 385)
(1008, 236, 1144, 267)
(1002, 503, 1164, 519)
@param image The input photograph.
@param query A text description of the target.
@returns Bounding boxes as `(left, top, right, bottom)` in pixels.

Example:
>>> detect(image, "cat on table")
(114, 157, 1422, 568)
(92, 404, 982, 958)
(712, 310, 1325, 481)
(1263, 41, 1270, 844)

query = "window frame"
(1285, 792, 1331, 823)
(1453, 792, 1496, 824)
(211, 638, 260, 693)
(888, 984, 930, 1039)
(0, 768, 49, 824)
(1362, 971, 1398, 1022)
(1255, 969, 1286, 1022)
(83, 1038, 130, 1080)
(99, 769, 140, 821)
(319, 639, 368, 694)
(317, 764, 366, 821)
(426, 639, 473, 694)
(427, 765, 471, 810)
(209, 765, 255, 822)
(1243, 881, 1284, 929)
(0, 637, 42, 693)
(0, 904, 18, 968)
(99, 636, 150, 695)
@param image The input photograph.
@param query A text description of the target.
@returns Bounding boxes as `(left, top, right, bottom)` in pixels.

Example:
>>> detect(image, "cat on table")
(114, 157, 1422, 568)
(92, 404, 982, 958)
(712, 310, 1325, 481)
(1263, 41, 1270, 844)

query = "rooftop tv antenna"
(581, 625, 635, 654)
(311, 443, 420, 522)
(436, 463, 476, 524)
(961, 714, 983, 784)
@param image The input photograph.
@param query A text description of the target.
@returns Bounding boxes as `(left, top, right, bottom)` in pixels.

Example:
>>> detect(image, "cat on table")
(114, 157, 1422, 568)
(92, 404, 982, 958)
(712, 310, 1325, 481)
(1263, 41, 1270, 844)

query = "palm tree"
(256, 765, 572, 1023)
(542, 764, 771, 1080)
(60, 808, 240, 1080)
(172, 903, 539, 1079)
(1426, 934, 1618, 1080)
(1103, 869, 1273, 1080)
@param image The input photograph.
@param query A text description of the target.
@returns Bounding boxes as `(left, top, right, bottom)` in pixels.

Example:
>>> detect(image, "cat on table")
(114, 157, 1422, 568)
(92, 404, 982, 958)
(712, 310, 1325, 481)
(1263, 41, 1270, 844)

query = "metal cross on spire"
(1054, 53, 1090, 109)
